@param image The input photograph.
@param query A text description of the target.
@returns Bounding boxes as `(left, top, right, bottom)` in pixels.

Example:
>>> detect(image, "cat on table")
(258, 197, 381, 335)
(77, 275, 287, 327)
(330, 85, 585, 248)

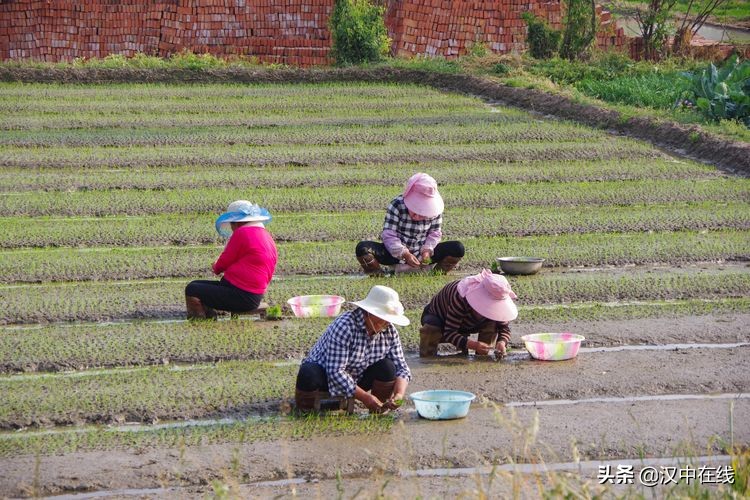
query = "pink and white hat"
(402, 173, 444, 219)
(457, 269, 518, 322)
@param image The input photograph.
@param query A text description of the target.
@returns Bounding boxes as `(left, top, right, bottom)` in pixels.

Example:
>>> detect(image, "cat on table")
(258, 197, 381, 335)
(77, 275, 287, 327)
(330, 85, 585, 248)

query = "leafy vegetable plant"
(678, 55, 750, 127)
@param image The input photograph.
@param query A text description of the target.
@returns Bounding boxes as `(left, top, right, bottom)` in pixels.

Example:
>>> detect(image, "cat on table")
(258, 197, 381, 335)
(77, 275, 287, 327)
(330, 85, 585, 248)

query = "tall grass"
(576, 72, 691, 109)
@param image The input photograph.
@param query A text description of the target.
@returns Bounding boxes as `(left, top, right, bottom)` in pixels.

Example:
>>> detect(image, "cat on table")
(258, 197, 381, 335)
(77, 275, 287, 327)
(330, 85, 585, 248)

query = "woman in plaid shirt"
(295, 285, 412, 413)
(356, 173, 464, 275)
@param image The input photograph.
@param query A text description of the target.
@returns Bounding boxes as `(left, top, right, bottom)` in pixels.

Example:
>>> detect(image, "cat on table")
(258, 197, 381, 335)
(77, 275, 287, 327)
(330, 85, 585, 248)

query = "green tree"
(329, 0, 391, 65)
(559, 0, 597, 60)
(632, 0, 678, 60)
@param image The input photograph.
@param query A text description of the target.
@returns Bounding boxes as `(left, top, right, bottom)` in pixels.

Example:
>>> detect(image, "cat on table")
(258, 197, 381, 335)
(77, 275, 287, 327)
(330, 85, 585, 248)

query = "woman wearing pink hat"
(185, 200, 277, 319)
(419, 269, 518, 358)
(355, 172, 464, 275)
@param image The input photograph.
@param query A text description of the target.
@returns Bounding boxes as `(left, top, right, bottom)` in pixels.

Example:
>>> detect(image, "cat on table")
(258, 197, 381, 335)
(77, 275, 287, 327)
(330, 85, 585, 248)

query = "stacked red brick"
(386, 0, 624, 59)
(0, 0, 333, 66)
(385, 0, 562, 58)
(596, 5, 627, 52)
(1, 0, 630, 64)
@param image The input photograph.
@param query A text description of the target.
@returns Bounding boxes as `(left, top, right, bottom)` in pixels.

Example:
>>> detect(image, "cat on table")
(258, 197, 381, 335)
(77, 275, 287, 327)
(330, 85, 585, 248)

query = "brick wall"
(0, 0, 334, 66)
(386, 1, 625, 59)
(0, 0, 625, 65)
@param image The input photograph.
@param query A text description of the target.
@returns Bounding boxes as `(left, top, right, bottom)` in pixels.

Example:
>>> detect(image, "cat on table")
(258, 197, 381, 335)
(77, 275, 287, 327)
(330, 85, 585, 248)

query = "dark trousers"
(355, 240, 464, 265)
(185, 278, 262, 313)
(296, 358, 397, 392)
(421, 310, 445, 329)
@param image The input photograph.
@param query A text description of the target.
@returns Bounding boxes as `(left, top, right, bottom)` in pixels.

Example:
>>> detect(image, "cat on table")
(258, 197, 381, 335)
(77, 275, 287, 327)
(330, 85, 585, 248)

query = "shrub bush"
(491, 62, 511, 75)
(521, 12, 561, 59)
(329, 0, 391, 65)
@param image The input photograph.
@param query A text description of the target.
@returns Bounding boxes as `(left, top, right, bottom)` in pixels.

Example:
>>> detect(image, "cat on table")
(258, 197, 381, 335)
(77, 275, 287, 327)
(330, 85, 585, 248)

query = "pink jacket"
(212, 225, 277, 294)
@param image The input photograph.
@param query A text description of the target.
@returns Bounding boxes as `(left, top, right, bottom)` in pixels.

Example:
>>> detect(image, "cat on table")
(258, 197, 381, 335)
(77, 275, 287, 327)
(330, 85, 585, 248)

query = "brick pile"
(629, 35, 750, 61)
(0, 0, 628, 65)
(595, 5, 628, 52)
(386, 0, 625, 59)
(0, 0, 334, 66)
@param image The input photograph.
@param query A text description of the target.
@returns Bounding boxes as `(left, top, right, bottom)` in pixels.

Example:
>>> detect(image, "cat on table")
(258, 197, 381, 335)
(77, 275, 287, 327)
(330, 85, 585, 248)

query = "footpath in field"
(0, 81, 747, 497)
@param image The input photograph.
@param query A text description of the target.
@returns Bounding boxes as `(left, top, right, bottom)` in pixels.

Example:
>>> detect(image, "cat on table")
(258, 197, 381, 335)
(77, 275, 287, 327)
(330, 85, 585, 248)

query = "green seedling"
(265, 305, 282, 321)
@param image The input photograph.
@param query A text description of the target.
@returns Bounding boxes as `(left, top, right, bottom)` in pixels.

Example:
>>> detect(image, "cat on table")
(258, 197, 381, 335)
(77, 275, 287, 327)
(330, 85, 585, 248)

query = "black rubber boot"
(419, 324, 443, 357)
(371, 379, 396, 403)
(186, 296, 214, 320)
(295, 389, 317, 412)
(357, 254, 383, 275)
(434, 255, 462, 274)
(477, 322, 498, 346)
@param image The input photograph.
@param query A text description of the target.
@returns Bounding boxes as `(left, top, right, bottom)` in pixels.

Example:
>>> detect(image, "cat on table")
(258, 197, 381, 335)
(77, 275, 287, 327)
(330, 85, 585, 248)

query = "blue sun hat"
(215, 200, 272, 239)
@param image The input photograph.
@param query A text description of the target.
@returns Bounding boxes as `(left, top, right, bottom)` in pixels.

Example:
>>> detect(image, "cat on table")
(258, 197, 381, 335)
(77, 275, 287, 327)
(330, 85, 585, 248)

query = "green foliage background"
(329, 0, 391, 65)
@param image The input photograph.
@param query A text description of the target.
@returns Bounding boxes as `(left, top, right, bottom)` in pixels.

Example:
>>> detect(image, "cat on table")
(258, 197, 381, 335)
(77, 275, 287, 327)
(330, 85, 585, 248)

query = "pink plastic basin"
(521, 332, 585, 361)
(287, 295, 345, 318)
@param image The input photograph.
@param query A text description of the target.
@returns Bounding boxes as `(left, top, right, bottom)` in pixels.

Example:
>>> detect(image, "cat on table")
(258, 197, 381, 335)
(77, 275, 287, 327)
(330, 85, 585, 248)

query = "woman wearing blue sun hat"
(185, 200, 277, 319)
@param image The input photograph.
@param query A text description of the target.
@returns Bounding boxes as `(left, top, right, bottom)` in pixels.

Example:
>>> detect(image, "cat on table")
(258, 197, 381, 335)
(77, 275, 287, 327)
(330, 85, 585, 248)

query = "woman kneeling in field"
(295, 285, 411, 413)
(419, 269, 518, 358)
(355, 172, 464, 275)
(185, 200, 277, 320)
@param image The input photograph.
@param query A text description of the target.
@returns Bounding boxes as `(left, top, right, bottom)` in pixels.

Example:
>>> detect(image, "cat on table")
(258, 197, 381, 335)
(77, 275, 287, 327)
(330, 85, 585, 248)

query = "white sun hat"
(351, 285, 410, 326)
(215, 200, 272, 238)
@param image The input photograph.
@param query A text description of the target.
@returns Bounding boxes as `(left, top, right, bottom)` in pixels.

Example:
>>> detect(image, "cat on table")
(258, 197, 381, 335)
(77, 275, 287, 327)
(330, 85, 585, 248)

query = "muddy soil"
(409, 346, 750, 403)
(511, 313, 750, 347)
(2, 398, 746, 497)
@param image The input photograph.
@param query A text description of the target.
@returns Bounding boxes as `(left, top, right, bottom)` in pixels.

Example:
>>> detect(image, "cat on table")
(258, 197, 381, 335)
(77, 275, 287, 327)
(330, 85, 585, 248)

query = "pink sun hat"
(402, 172, 444, 219)
(457, 269, 518, 322)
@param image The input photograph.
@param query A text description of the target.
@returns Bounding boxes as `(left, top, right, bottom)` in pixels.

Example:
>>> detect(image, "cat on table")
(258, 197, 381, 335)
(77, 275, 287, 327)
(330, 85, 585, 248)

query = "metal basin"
(496, 256, 545, 275)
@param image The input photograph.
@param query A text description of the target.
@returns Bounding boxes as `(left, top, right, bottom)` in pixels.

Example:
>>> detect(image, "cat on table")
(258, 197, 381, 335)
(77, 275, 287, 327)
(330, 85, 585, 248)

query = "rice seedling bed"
(2, 229, 747, 283)
(4, 111, 526, 132)
(3, 178, 745, 217)
(2, 202, 746, 249)
(1, 298, 746, 374)
(0, 412, 395, 458)
(0, 84, 513, 133)
(0, 120, 606, 149)
(1, 267, 748, 324)
(0, 360, 297, 429)
(0, 95, 480, 119)
(0, 139, 659, 170)
(0, 158, 720, 193)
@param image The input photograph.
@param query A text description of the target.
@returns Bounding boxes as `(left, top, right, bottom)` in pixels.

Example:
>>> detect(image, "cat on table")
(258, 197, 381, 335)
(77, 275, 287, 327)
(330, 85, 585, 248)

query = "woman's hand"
(467, 339, 492, 355)
(401, 249, 421, 268)
(495, 340, 507, 357)
(364, 393, 384, 413)
(382, 379, 407, 411)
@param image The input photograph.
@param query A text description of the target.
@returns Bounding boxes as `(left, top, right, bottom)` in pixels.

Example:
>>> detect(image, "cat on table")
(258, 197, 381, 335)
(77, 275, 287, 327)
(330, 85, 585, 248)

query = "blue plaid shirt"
(303, 308, 411, 397)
